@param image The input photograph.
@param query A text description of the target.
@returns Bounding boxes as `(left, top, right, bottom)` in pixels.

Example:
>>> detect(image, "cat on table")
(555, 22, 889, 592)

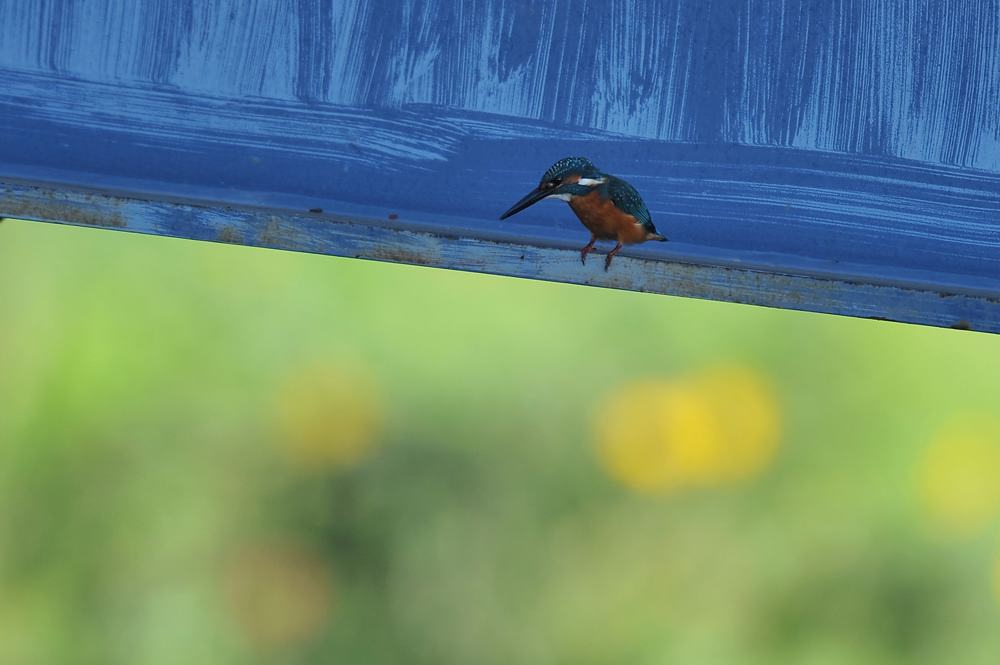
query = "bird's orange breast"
(569, 190, 646, 244)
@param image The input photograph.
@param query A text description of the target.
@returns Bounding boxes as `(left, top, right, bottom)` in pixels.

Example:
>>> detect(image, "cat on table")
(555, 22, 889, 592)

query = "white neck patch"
(577, 177, 607, 187)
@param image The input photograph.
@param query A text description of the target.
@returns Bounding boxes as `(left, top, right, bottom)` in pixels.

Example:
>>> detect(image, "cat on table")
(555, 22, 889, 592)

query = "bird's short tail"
(649, 233, 668, 242)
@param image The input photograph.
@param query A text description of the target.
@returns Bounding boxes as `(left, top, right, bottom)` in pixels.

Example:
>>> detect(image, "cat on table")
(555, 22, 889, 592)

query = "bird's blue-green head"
(499, 156, 604, 220)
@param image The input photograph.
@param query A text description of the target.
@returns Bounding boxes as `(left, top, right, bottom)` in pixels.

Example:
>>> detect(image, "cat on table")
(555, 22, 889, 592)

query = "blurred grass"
(2, 219, 1000, 664)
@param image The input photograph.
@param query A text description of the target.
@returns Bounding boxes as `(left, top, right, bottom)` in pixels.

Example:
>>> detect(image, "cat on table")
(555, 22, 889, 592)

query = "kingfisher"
(499, 157, 667, 270)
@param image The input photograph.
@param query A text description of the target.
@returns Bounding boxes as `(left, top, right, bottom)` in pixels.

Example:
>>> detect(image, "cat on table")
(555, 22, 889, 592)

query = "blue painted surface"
(2, 1, 1000, 330)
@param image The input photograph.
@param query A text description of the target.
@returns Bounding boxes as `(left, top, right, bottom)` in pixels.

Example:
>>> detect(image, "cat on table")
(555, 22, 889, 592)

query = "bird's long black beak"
(499, 186, 548, 220)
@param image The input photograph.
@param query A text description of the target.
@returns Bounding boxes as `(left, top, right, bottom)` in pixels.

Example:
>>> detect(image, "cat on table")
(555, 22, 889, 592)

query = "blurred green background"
(2, 218, 1000, 664)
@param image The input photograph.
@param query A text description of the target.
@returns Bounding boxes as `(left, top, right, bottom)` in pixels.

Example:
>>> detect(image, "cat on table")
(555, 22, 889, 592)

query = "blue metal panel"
(1, 1, 999, 331)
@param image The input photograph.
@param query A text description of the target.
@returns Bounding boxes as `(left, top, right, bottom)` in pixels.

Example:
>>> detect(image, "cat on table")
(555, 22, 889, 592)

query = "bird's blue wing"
(606, 176, 656, 233)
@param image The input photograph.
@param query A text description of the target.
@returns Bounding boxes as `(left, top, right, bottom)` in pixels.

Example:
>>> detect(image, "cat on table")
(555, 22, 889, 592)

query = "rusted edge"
(3, 178, 999, 335)
(0, 187, 126, 228)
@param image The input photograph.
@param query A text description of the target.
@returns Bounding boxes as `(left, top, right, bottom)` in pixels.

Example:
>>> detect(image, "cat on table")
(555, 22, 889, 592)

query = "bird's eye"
(547, 178, 561, 189)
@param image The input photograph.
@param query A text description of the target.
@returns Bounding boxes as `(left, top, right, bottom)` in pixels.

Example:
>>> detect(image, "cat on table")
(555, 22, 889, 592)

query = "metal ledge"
(3, 179, 995, 334)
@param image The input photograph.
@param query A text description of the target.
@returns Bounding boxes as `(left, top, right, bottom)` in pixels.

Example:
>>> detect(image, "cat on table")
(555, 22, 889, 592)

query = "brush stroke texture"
(2, 1, 998, 169)
(2, 68, 998, 287)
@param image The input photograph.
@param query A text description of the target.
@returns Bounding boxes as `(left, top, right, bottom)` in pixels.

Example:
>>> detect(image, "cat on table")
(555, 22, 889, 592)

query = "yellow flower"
(595, 366, 781, 494)
(917, 415, 1000, 535)
(272, 363, 382, 470)
(688, 367, 782, 484)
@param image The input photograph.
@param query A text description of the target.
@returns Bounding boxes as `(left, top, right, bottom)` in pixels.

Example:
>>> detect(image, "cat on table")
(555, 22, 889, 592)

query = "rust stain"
(950, 320, 972, 330)
(364, 232, 459, 268)
(0, 195, 126, 228)
(387, 213, 399, 220)
(258, 215, 307, 249)
(259, 217, 282, 245)
(368, 245, 437, 267)
(217, 226, 243, 243)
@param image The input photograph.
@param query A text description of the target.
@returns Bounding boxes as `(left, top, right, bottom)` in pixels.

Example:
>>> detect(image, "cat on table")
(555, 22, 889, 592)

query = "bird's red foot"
(580, 237, 598, 265)
(604, 242, 623, 271)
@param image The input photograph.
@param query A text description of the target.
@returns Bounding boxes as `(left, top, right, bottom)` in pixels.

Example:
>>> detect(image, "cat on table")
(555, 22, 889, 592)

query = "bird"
(499, 157, 667, 270)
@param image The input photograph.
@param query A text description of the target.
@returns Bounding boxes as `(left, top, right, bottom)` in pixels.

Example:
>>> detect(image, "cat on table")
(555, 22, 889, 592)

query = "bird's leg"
(604, 242, 623, 271)
(580, 235, 598, 265)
